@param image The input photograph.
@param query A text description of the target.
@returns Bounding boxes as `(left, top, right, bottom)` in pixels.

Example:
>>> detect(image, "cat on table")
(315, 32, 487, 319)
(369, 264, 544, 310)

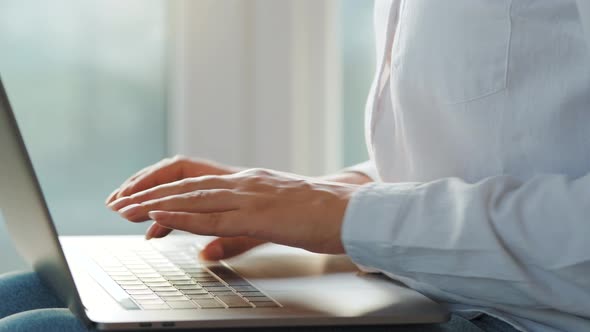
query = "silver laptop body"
(0, 78, 449, 330)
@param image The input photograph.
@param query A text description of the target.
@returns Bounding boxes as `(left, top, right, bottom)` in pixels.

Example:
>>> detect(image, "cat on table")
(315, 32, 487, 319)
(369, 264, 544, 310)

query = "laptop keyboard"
(93, 244, 280, 310)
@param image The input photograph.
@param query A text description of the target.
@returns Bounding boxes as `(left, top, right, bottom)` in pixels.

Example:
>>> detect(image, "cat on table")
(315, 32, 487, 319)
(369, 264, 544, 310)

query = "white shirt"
(342, 1, 590, 331)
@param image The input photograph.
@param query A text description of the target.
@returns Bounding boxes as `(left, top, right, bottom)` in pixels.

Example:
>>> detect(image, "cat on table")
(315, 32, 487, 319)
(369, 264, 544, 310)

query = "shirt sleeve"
(341, 173, 590, 317)
(341, 160, 380, 182)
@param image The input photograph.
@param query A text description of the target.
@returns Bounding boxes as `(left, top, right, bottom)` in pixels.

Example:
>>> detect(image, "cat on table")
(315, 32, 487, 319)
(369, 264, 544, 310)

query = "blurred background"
(0, 0, 375, 273)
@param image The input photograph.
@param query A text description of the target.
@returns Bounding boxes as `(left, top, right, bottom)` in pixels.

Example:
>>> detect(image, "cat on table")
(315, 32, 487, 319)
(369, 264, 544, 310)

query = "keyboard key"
(121, 285, 149, 290)
(145, 282, 172, 288)
(133, 267, 157, 275)
(207, 266, 233, 275)
(136, 299, 166, 305)
(180, 266, 204, 272)
(176, 285, 202, 290)
(204, 286, 230, 292)
(193, 298, 225, 309)
(219, 274, 250, 285)
(161, 295, 190, 302)
(240, 291, 266, 298)
(216, 296, 253, 308)
(170, 259, 196, 265)
(171, 280, 196, 285)
(141, 304, 170, 310)
(152, 265, 178, 270)
(187, 294, 214, 300)
(142, 257, 167, 261)
(159, 270, 185, 276)
(253, 301, 279, 308)
(221, 274, 250, 283)
(140, 277, 168, 283)
(116, 280, 144, 286)
(181, 289, 208, 295)
(246, 296, 273, 302)
(135, 275, 163, 280)
(156, 290, 184, 297)
(193, 277, 218, 283)
(164, 253, 187, 259)
(226, 279, 251, 286)
(210, 268, 244, 276)
(119, 260, 145, 265)
(156, 269, 183, 274)
(209, 291, 235, 296)
(231, 286, 258, 292)
(126, 264, 151, 270)
(199, 282, 225, 288)
(166, 275, 191, 281)
(145, 261, 170, 267)
(151, 286, 177, 292)
(168, 301, 198, 309)
(211, 270, 239, 278)
(131, 294, 160, 301)
(126, 289, 154, 295)
(187, 272, 211, 278)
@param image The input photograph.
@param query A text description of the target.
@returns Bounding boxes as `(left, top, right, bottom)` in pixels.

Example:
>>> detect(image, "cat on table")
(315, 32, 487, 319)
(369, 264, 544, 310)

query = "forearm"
(319, 160, 377, 185)
(318, 171, 374, 185)
(343, 173, 590, 314)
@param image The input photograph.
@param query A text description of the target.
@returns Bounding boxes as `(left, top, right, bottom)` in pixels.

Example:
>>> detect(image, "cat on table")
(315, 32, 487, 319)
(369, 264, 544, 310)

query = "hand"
(106, 156, 239, 204)
(105, 156, 240, 246)
(108, 168, 360, 256)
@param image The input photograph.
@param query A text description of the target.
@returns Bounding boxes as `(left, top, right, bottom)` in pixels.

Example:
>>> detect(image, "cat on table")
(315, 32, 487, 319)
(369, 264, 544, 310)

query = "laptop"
(0, 78, 449, 330)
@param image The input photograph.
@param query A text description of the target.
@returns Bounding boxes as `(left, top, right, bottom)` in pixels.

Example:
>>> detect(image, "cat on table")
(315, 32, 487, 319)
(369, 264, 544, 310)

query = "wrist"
(319, 171, 373, 185)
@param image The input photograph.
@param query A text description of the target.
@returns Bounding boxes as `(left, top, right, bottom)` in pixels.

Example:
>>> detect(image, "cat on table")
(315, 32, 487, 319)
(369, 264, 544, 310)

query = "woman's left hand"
(108, 168, 360, 254)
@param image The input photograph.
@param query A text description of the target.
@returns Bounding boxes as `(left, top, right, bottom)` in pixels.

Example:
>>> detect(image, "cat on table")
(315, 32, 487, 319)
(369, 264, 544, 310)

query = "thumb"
(145, 222, 173, 240)
(200, 237, 267, 261)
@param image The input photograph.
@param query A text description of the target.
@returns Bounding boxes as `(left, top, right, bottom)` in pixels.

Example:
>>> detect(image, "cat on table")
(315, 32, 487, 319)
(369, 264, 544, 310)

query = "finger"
(149, 210, 246, 238)
(108, 176, 233, 211)
(200, 237, 266, 261)
(105, 164, 155, 204)
(105, 188, 121, 205)
(119, 190, 241, 222)
(145, 222, 173, 240)
(115, 158, 187, 201)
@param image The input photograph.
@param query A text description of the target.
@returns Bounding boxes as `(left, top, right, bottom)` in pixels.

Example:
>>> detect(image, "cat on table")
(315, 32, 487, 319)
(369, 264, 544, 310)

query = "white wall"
(168, 0, 342, 176)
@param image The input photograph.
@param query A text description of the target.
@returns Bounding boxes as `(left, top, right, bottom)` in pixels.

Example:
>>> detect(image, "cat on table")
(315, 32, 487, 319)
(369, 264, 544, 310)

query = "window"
(0, 0, 167, 272)
(0, 0, 378, 274)
(340, 0, 375, 167)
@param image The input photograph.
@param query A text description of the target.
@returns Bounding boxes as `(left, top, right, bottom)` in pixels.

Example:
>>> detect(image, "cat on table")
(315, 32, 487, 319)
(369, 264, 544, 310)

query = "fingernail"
(145, 223, 158, 240)
(119, 204, 141, 219)
(105, 189, 120, 204)
(153, 227, 170, 238)
(108, 197, 131, 211)
(148, 211, 167, 222)
(146, 222, 169, 240)
(200, 243, 224, 261)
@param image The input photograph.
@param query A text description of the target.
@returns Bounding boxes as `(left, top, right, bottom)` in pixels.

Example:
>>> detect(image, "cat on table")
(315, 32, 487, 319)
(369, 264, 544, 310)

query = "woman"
(2, 1, 590, 331)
